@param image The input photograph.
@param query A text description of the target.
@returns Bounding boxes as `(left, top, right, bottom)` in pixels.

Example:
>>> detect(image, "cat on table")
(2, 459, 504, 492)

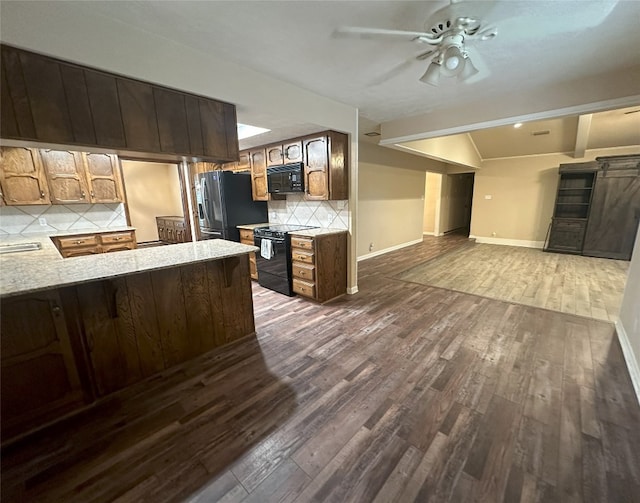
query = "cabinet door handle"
(74, 240, 85, 245)
(90, 191, 95, 197)
(40, 190, 45, 198)
(52, 304, 61, 315)
(81, 191, 86, 198)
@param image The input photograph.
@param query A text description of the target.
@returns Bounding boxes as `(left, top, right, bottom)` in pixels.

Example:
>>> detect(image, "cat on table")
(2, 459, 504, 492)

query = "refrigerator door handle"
(201, 178, 211, 226)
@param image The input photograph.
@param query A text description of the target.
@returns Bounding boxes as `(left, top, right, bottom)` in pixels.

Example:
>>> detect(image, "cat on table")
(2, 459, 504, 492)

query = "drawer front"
(292, 262, 315, 282)
(548, 220, 586, 252)
(57, 235, 99, 249)
(552, 219, 586, 232)
(293, 278, 316, 298)
(100, 231, 134, 244)
(239, 229, 254, 243)
(102, 242, 135, 253)
(291, 236, 314, 250)
(291, 249, 314, 264)
(61, 246, 101, 258)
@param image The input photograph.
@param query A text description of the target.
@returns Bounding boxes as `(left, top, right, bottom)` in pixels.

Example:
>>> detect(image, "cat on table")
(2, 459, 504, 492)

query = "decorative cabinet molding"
(0, 44, 239, 162)
(0, 147, 124, 205)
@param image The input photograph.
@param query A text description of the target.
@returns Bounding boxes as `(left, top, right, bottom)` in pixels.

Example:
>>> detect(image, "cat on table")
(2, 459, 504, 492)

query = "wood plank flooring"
(396, 242, 629, 322)
(2, 235, 640, 502)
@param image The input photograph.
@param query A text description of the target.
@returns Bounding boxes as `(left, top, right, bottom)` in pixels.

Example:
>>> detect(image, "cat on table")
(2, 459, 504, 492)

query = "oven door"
(254, 235, 293, 296)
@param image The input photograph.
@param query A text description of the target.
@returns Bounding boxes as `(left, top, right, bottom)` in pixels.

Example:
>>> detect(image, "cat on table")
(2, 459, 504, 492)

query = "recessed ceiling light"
(237, 123, 270, 140)
(513, 123, 523, 128)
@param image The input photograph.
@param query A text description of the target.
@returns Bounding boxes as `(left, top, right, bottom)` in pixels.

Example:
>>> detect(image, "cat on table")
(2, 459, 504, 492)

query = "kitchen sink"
(0, 242, 42, 254)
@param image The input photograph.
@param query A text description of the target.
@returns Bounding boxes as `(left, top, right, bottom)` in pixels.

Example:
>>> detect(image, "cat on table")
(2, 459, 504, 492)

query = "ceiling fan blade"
(335, 26, 436, 41)
(416, 49, 437, 61)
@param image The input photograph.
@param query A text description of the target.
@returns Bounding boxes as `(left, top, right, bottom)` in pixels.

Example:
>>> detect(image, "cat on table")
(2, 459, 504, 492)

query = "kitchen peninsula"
(0, 235, 258, 442)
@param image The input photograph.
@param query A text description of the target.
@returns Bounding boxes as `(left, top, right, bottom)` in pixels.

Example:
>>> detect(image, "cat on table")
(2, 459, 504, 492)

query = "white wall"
(423, 172, 441, 235)
(398, 133, 482, 169)
(120, 161, 184, 243)
(618, 228, 640, 402)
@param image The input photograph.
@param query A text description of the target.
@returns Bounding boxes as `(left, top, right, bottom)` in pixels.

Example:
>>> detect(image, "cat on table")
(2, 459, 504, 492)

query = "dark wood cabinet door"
(154, 88, 190, 154)
(40, 149, 90, 204)
(83, 152, 123, 203)
(583, 170, 640, 260)
(283, 141, 303, 163)
(1, 291, 84, 439)
(1, 46, 37, 139)
(59, 65, 96, 145)
(84, 70, 126, 148)
(0, 147, 51, 205)
(18, 49, 74, 144)
(184, 95, 204, 156)
(117, 79, 160, 152)
(1, 52, 20, 139)
(303, 136, 329, 200)
(250, 149, 268, 201)
(547, 219, 586, 253)
(199, 99, 230, 160)
(223, 102, 239, 161)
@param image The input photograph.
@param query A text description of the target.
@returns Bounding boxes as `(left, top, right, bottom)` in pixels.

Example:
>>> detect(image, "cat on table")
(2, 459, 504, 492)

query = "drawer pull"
(74, 240, 85, 245)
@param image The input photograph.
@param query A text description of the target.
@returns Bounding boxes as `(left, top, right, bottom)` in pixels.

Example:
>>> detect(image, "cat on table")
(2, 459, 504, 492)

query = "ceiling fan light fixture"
(458, 54, 479, 81)
(419, 60, 441, 86)
(440, 45, 466, 77)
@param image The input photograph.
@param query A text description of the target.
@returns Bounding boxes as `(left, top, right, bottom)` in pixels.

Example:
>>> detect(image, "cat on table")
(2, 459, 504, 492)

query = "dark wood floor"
(2, 235, 640, 502)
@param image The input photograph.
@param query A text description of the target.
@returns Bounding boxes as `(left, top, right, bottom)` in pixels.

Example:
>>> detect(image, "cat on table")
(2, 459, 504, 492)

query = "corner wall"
(617, 228, 640, 403)
(357, 142, 445, 259)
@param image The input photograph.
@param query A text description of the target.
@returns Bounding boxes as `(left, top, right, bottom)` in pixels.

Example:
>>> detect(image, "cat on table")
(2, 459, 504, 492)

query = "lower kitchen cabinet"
(290, 231, 347, 303)
(52, 230, 137, 257)
(0, 290, 86, 440)
(156, 216, 190, 244)
(239, 228, 258, 280)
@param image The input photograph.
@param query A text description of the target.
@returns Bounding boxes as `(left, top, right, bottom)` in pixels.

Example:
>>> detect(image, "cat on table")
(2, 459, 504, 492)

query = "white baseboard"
(615, 319, 640, 405)
(357, 238, 424, 262)
(346, 286, 359, 295)
(469, 235, 545, 249)
(423, 231, 435, 236)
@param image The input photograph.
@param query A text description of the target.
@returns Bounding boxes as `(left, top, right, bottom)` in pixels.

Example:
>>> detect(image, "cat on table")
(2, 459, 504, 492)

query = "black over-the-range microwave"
(267, 162, 305, 194)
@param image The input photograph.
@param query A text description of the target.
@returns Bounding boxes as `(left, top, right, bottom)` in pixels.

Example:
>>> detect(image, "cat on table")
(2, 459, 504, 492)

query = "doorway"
(440, 172, 475, 237)
(119, 160, 187, 245)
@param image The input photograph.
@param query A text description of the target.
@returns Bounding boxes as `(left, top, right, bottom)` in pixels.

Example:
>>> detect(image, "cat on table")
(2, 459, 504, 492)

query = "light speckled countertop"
(0, 231, 257, 298)
(289, 228, 348, 237)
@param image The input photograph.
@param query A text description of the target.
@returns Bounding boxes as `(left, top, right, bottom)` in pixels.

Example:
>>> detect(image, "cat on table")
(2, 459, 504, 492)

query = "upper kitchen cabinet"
(284, 141, 303, 164)
(83, 152, 123, 203)
(40, 149, 90, 204)
(0, 45, 239, 162)
(0, 147, 51, 205)
(303, 131, 348, 200)
(250, 148, 269, 201)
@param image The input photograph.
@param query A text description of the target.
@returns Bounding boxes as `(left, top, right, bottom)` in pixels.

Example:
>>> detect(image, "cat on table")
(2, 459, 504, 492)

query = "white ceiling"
(3, 1, 640, 158)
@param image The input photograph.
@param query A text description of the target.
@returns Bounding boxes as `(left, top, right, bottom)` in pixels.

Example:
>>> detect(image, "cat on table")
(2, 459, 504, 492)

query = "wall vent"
(364, 131, 381, 137)
(532, 130, 551, 136)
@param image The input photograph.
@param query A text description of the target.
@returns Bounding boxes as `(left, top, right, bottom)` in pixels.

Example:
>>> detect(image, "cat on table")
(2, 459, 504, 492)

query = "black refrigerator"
(195, 171, 268, 241)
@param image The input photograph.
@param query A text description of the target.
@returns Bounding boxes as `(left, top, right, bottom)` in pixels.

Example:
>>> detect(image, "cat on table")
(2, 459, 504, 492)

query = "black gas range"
(253, 224, 317, 296)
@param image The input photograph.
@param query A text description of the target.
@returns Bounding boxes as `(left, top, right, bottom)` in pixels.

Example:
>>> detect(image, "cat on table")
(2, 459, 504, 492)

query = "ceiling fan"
(337, 1, 498, 86)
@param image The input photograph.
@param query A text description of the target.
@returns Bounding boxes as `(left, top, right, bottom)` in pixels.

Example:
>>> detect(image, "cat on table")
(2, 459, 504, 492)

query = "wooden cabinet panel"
(223, 102, 239, 162)
(239, 228, 258, 280)
(40, 149, 89, 204)
(547, 219, 586, 254)
(1, 46, 36, 139)
(199, 99, 231, 161)
(56, 234, 100, 249)
(583, 170, 640, 260)
(327, 131, 349, 201)
(59, 65, 97, 145)
(303, 136, 329, 200)
(0, 147, 50, 205)
(292, 262, 315, 282)
(1, 54, 20, 139)
(117, 79, 161, 152)
(18, 49, 74, 144)
(154, 87, 190, 154)
(84, 70, 126, 148)
(238, 151, 251, 171)
(185, 95, 204, 156)
(156, 216, 189, 244)
(250, 149, 269, 201)
(266, 145, 284, 167)
(1, 291, 84, 438)
(83, 152, 123, 203)
(283, 141, 303, 163)
(53, 231, 136, 258)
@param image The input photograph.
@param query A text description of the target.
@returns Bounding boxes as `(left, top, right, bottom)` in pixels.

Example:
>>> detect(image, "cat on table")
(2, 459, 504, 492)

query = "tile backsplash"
(0, 203, 127, 235)
(268, 195, 349, 229)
